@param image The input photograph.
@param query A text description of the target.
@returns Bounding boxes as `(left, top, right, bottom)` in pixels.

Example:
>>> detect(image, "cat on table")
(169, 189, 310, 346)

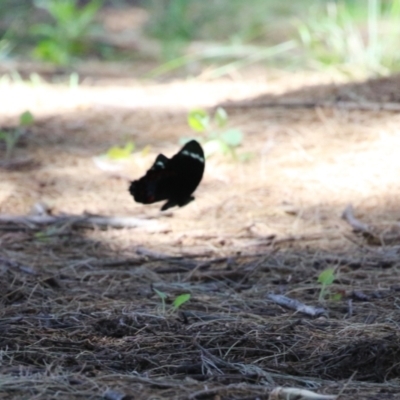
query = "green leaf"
(106, 141, 135, 160)
(318, 268, 335, 286)
(33, 40, 70, 64)
(153, 288, 167, 300)
(214, 107, 228, 128)
(30, 23, 57, 37)
(220, 129, 243, 147)
(188, 109, 209, 132)
(19, 111, 34, 126)
(172, 293, 191, 310)
(331, 293, 342, 301)
(203, 139, 225, 157)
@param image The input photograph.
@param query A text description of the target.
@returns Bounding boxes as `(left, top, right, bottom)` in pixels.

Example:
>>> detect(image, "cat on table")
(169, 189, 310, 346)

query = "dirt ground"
(1, 66, 400, 400)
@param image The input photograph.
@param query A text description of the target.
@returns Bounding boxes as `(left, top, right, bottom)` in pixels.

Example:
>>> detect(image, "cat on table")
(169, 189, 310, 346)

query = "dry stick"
(341, 205, 381, 246)
(0, 256, 37, 275)
(189, 383, 269, 400)
(0, 157, 38, 170)
(0, 214, 165, 231)
(341, 204, 372, 234)
(103, 389, 129, 400)
(218, 99, 400, 112)
(269, 387, 337, 400)
(267, 294, 326, 317)
(336, 370, 358, 400)
(193, 339, 275, 385)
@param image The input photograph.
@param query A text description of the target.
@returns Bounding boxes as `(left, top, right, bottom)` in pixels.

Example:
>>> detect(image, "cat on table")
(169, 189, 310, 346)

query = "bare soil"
(1, 66, 400, 400)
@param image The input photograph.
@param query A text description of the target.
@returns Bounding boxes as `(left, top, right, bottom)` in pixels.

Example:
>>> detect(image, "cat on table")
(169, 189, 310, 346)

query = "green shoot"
(105, 141, 135, 160)
(153, 289, 191, 315)
(19, 110, 34, 126)
(188, 109, 209, 132)
(153, 288, 167, 315)
(172, 293, 191, 312)
(317, 268, 340, 302)
(185, 107, 247, 160)
(0, 110, 34, 161)
(34, 226, 61, 242)
(214, 107, 228, 128)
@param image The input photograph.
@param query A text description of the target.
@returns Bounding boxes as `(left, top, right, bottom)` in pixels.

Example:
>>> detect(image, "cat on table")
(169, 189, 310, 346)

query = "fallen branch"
(0, 157, 39, 171)
(269, 386, 337, 400)
(341, 204, 381, 245)
(0, 256, 37, 275)
(192, 339, 274, 384)
(218, 99, 400, 112)
(103, 389, 129, 400)
(341, 205, 372, 233)
(267, 294, 326, 317)
(0, 213, 167, 232)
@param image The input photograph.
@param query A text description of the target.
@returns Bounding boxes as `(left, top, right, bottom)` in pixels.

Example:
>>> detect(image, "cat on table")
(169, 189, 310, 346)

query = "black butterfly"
(129, 140, 205, 211)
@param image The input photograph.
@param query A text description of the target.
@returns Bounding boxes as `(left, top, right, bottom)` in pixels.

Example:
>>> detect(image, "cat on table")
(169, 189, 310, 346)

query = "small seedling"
(318, 268, 341, 301)
(0, 110, 34, 161)
(92, 141, 151, 172)
(172, 293, 191, 312)
(184, 107, 250, 161)
(153, 288, 191, 315)
(153, 288, 167, 315)
(34, 226, 61, 242)
(20, 111, 34, 126)
(105, 141, 135, 160)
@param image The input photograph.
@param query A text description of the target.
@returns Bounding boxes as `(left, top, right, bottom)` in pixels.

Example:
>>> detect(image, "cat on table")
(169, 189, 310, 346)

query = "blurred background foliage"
(0, 0, 400, 77)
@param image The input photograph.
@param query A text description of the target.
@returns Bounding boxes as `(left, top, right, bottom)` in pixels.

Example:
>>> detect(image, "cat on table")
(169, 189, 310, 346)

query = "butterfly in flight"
(129, 140, 205, 211)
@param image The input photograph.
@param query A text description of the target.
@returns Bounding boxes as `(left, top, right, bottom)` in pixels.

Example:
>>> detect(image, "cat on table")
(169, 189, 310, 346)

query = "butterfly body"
(129, 140, 205, 211)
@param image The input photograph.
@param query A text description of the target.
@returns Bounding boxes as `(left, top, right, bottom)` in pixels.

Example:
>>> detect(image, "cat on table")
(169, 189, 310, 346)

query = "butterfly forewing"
(168, 140, 204, 201)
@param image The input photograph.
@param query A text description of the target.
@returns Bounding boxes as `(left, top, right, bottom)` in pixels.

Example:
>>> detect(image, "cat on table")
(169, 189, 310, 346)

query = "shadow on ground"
(1, 71, 400, 399)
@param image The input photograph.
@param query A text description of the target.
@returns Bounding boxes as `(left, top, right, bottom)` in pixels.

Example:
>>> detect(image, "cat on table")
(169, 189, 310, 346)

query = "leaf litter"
(2, 69, 400, 399)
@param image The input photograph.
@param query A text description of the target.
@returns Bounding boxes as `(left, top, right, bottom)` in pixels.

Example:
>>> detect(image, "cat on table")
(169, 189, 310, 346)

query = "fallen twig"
(341, 204, 380, 245)
(103, 388, 131, 400)
(267, 294, 326, 317)
(341, 205, 372, 233)
(218, 99, 400, 112)
(0, 213, 166, 232)
(0, 157, 39, 171)
(193, 339, 274, 384)
(0, 256, 37, 275)
(269, 386, 337, 400)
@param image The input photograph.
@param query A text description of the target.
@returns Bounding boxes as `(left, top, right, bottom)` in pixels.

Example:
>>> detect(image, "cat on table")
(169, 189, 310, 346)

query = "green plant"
(92, 141, 151, 172)
(184, 107, 250, 161)
(153, 288, 168, 315)
(0, 38, 13, 60)
(297, 0, 400, 75)
(105, 141, 135, 161)
(153, 288, 191, 315)
(31, 0, 102, 65)
(145, 0, 198, 60)
(0, 110, 34, 161)
(317, 268, 342, 302)
(172, 293, 191, 312)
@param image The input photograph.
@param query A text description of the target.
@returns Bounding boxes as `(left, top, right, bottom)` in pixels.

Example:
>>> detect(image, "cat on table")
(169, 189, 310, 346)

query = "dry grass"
(1, 68, 400, 399)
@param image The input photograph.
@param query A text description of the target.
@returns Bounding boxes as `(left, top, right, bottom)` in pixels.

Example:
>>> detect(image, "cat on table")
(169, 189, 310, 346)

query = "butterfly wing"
(129, 140, 205, 210)
(129, 154, 176, 204)
(165, 140, 205, 206)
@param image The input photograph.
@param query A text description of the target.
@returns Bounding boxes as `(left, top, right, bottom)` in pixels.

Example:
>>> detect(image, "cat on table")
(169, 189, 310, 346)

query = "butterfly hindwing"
(129, 140, 205, 210)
